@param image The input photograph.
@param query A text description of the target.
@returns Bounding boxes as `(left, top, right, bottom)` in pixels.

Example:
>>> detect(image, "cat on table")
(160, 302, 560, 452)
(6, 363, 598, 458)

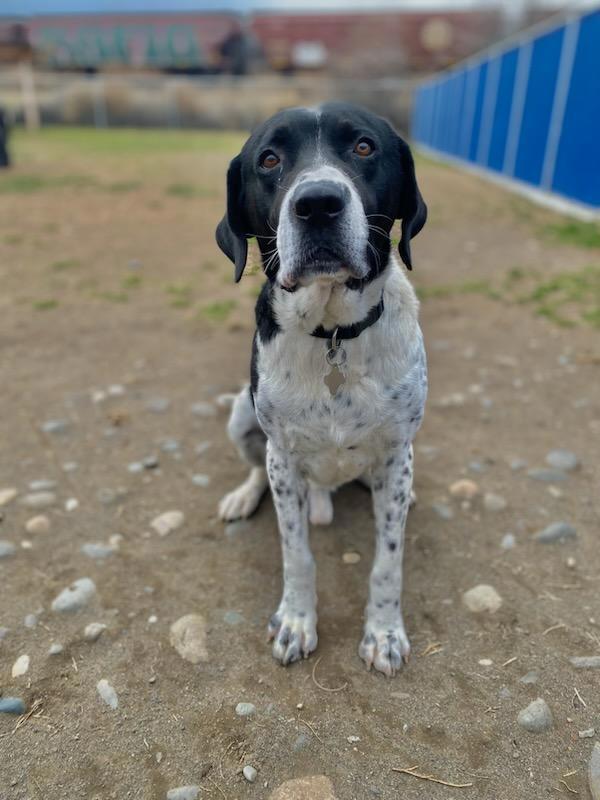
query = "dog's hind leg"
(218, 385, 269, 522)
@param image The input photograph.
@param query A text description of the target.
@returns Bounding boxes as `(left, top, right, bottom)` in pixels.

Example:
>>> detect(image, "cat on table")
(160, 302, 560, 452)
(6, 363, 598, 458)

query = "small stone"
(128, 462, 143, 474)
(527, 468, 568, 483)
(195, 441, 211, 455)
(108, 384, 125, 396)
(484, 492, 507, 512)
(534, 522, 576, 544)
(589, 742, 600, 800)
(570, 656, 600, 669)
(24, 614, 37, 628)
(96, 679, 119, 710)
(191, 474, 210, 488)
(243, 766, 257, 783)
(468, 460, 485, 473)
(143, 455, 159, 470)
(20, 491, 56, 509)
(519, 670, 539, 684)
(0, 697, 26, 715)
(63, 461, 78, 472)
(517, 698, 553, 733)
(225, 520, 251, 538)
(29, 479, 56, 492)
(41, 419, 70, 435)
(25, 515, 50, 534)
(0, 540, 17, 558)
(0, 488, 18, 506)
(449, 479, 479, 499)
(293, 733, 311, 752)
(235, 702, 256, 717)
(160, 438, 181, 453)
(342, 552, 361, 564)
(510, 458, 528, 471)
(12, 654, 30, 677)
(478, 658, 493, 666)
(84, 622, 107, 642)
(166, 787, 199, 800)
(145, 397, 170, 413)
(190, 401, 216, 417)
(223, 610, 244, 625)
(431, 503, 454, 520)
(437, 392, 466, 408)
(269, 775, 338, 800)
(347, 735, 360, 743)
(48, 642, 63, 655)
(463, 584, 502, 614)
(51, 577, 96, 612)
(546, 449, 579, 471)
(151, 510, 185, 536)
(0, 626, 9, 640)
(170, 614, 208, 664)
(65, 497, 79, 512)
(501, 533, 516, 550)
(81, 542, 115, 559)
(579, 728, 595, 738)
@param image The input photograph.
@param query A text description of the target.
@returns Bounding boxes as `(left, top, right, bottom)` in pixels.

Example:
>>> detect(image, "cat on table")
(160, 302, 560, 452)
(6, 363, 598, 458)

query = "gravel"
(534, 522, 577, 543)
(29, 479, 56, 491)
(269, 776, 337, 800)
(12, 654, 30, 677)
(24, 614, 37, 628)
(20, 491, 57, 509)
(527, 468, 568, 483)
(223, 610, 244, 625)
(84, 622, 107, 642)
(483, 492, 507, 512)
(235, 702, 256, 717)
(97, 679, 119, 710)
(190, 401, 216, 417)
(0, 697, 26, 715)
(0, 540, 17, 558)
(243, 765, 258, 783)
(81, 542, 115, 559)
(191, 474, 210, 487)
(546, 449, 579, 471)
(519, 670, 539, 684)
(517, 698, 553, 733)
(0, 487, 18, 506)
(166, 787, 199, 800)
(48, 643, 63, 655)
(145, 397, 170, 413)
(151, 510, 185, 536)
(462, 584, 503, 614)
(501, 533, 516, 550)
(449, 479, 479, 499)
(51, 578, 97, 612)
(570, 656, 600, 669)
(41, 419, 70, 435)
(170, 614, 208, 664)
(431, 503, 454, 520)
(25, 515, 51, 534)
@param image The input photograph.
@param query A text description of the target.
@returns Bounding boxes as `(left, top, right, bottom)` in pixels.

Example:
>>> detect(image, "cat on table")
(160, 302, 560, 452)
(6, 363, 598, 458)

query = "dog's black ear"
(396, 138, 427, 271)
(215, 155, 249, 282)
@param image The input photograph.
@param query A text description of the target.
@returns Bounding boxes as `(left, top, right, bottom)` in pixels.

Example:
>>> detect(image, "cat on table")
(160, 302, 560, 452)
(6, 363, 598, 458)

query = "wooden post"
(18, 60, 40, 130)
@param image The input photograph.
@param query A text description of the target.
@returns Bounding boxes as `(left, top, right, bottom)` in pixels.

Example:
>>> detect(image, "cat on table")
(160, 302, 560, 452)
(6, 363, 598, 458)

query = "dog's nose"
(293, 181, 349, 223)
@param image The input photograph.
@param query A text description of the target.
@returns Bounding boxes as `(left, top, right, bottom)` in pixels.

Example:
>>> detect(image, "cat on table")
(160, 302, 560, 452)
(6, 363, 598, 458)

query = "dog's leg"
(218, 386, 268, 521)
(308, 485, 333, 526)
(359, 444, 414, 676)
(266, 441, 318, 665)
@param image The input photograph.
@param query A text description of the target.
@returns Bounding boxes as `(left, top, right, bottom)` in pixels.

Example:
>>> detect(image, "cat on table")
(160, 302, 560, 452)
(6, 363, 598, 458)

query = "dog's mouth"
(281, 246, 363, 289)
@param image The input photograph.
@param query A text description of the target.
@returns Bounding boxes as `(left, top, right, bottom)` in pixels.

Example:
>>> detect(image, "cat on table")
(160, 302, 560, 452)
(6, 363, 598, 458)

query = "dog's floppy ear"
(215, 155, 249, 282)
(396, 138, 427, 271)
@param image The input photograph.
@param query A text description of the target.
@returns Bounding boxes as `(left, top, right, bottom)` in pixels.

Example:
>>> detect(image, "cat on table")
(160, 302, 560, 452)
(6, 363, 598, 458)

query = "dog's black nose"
(294, 181, 348, 223)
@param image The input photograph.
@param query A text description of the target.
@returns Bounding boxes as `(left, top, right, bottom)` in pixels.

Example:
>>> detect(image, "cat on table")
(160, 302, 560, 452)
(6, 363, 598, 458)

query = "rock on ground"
(169, 614, 208, 664)
(517, 698, 553, 733)
(269, 775, 338, 800)
(570, 656, 600, 669)
(20, 491, 57, 509)
(25, 515, 51, 534)
(235, 702, 256, 717)
(449, 479, 479, 499)
(51, 578, 96, 612)
(151, 510, 185, 536)
(0, 487, 18, 506)
(12, 654, 30, 677)
(534, 522, 577, 543)
(463, 584, 503, 614)
(546, 449, 579, 471)
(590, 742, 600, 800)
(96, 679, 119, 710)
(0, 540, 17, 559)
(166, 787, 199, 800)
(243, 765, 257, 782)
(0, 697, 26, 715)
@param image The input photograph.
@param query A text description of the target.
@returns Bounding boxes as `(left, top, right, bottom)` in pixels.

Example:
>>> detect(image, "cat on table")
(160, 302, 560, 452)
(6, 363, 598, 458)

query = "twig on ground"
(502, 656, 517, 667)
(299, 716, 324, 744)
(392, 765, 473, 788)
(559, 779, 579, 794)
(542, 622, 566, 636)
(419, 641, 443, 657)
(12, 698, 43, 734)
(573, 687, 587, 708)
(311, 656, 348, 693)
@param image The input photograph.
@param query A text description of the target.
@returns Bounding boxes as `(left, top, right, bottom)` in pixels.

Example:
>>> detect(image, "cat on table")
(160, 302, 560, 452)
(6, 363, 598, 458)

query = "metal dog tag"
(324, 329, 347, 396)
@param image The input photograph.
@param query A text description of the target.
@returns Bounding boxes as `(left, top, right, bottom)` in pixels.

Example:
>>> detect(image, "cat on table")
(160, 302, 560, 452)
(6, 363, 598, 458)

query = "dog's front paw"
(268, 603, 318, 666)
(359, 619, 410, 677)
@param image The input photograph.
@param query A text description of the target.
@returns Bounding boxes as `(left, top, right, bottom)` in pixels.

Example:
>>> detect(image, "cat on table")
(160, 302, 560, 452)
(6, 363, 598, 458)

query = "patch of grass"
(416, 279, 495, 301)
(166, 283, 193, 309)
(166, 183, 214, 199)
(32, 298, 59, 310)
(0, 173, 98, 193)
(3, 233, 23, 245)
(199, 299, 237, 323)
(122, 274, 142, 289)
(97, 291, 129, 303)
(51, 258, 80, 272)
(107, 180, 142, 193)
(544, 220, 600, 249)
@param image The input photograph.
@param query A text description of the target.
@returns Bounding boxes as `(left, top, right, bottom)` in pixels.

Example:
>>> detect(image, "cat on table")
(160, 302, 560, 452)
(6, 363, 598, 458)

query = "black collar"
(310, 295, 385, 341)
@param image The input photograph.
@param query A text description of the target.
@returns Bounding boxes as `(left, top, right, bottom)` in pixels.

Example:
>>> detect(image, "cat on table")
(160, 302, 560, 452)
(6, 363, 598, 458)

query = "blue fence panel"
(411, 7, 600, 213)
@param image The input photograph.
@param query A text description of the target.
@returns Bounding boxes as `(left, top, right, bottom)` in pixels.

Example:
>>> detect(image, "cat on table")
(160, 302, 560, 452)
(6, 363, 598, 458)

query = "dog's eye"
(260, 151, 280, 169)
(354, 139, 374, 157)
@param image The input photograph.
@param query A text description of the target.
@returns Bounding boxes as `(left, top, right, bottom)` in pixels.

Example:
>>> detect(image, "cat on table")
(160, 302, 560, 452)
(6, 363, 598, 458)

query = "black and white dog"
(216, 102, 427, 676)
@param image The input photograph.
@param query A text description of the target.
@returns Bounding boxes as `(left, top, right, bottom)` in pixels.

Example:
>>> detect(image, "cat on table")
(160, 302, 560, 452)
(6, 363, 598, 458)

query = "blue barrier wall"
(411, 8, 600, 214)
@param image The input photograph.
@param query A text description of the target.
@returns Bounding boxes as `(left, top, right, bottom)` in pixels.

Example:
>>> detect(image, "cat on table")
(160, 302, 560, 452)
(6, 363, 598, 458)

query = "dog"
(0, 108, 9, 168)
(216, 102, 427, 676)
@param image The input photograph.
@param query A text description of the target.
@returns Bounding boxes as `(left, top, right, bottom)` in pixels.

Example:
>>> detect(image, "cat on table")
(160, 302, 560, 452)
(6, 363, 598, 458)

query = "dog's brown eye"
(354, 139, 373, 157)
(261, 151, 280, 169)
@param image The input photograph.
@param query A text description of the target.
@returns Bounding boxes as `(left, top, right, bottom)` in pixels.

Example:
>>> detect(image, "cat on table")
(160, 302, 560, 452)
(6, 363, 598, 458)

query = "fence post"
(93, 75, 108, 128)
(18, 61, 40, 130)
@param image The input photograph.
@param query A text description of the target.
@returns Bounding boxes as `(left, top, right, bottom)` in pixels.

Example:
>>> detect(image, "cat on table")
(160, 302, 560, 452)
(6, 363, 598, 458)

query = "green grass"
(32, 299, 59, 310)
(96, 290, 129, 303)
(0, 174, 99, 193)
(544, 220, 600, 249)
(50, 258, 80, 272)
(416, 279, 496, 301)
(166, 182, 215, 199)
(107, 180, 142, 193)
(166, 283, 193, 309)
(199, 299, 237, 322)
(122, 274, 142, 289)
(3, 233, 23, 244)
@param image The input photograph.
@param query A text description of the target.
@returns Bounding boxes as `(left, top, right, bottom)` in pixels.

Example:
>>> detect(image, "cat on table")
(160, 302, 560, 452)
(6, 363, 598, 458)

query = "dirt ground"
(0, 128, 599, 800)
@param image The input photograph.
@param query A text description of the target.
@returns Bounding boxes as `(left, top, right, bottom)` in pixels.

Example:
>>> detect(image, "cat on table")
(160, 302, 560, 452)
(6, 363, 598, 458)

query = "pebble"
(269, 775, 337, 800)
(431, 503, 454, 520)
(0, 626, 9, 640)
(546, 449, 579, 471)
(570, 656, 600, 669)
(0, 540, 17, 558)
(84, 622, 107, 642)
(243, 766, 258, 783)
(190, 401, 216, 417)
(24, 614, 37, 628)
(342, 552, 361, 564)
(501, 533, 516, 550)
(41, 419, 70, 434)
(449, 479, 479, 499)
(12, 654, 30, 677)
(20, 492, 56, 509)
(145, 397, 170, 413)
(195, 441, 211, 456)
(191, 474, 210, 488)
(463, 584, 502, 614)
(81, 542, 115, 560)
(223, 610, 244, 625)
(225, 520, 251, 538)
(166, 787, 199, 800)
(347, 735, 360, 743)
(97, 488, 126, 506)
(51, 577, 96, 612)
(527, 468, 568, 483)
(25, 515, 50, 534)
(29, 479, 56, 492)
(437, 392, 466, 408)
(151, 510, 185, 536)
(517, 698, 553, 733)
(589, 742, 600, 800)
(292, 733, 311, 752)
(128, 462, 144, 474)
(579, 728, 596, 738)
(235, 702, 256, 717)
(65, 498, 79, 512)
(0, 697, 26, 715)
(96, 679, 119, 710)
(62, 461, 78, 473)
(468, 460, 485, 473)
(160, 438, 181, 453)
(0, 487, 18, 506)
(143, 455, 159, 470)
(484, 492, 507, 512)
(519, 670, 539, 685)
(170, 614, 208, 664)
(48, 643, 63, 655)
(534, 521, 576, 544)
(510, 458, 528, 471)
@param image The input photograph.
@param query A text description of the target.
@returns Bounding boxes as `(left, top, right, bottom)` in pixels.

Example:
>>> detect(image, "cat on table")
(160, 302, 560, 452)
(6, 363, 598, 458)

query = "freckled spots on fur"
(385, 456, 395, 468)
(403, 467, 410, 476)
(373, 479, 383, 492)
(388, 540, 397, 551)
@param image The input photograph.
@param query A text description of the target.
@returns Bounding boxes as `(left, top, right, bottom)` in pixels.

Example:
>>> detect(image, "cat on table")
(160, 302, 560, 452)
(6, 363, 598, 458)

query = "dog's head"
(216, 102, 426, 289)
